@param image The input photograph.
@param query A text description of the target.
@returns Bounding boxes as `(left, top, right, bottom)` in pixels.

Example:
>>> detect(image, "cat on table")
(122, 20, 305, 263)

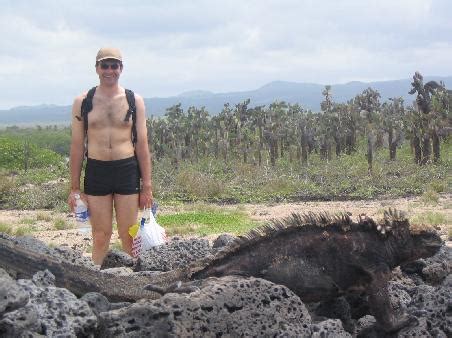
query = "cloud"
(0, 0, 451, 108)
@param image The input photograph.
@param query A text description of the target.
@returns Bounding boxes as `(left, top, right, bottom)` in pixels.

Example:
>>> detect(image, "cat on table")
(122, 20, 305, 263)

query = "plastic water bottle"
(74, 194, 90, 234)
(140, 201, 158, 227)
(151, 201, 158, 216)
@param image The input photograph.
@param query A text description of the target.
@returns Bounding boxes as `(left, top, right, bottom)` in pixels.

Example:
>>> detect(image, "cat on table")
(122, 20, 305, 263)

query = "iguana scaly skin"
(188, 209, 443, 332)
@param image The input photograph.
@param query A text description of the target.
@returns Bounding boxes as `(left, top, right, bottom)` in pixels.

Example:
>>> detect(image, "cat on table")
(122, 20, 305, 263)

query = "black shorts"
(84, 156, 141, 196)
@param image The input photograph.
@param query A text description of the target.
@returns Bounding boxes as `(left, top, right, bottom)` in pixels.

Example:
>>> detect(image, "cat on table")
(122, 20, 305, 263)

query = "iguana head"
(375, 209, 443, 262)
(393, 223, 442, 263)
(409, 228, 443, 260)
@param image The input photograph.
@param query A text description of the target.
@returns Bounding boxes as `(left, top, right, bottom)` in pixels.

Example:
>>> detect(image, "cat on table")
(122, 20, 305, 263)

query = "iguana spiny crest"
(193, 208, 413, 272)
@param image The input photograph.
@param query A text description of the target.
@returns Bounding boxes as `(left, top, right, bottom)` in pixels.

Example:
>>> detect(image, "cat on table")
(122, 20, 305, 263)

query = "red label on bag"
(132, 236, 142, 258)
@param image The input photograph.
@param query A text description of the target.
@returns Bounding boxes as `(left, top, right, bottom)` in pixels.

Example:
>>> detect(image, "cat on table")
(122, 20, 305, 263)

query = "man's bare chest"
(88, 96, 131, 129)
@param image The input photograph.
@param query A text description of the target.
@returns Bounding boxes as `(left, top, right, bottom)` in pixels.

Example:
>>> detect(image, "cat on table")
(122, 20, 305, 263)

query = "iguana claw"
(144, 281, 200, 295)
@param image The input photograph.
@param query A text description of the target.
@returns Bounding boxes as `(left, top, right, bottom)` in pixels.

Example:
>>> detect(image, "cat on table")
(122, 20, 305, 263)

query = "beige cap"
(96, 47, 123, 62)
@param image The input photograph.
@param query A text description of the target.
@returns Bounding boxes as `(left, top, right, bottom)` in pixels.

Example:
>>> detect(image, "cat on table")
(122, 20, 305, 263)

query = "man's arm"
(68, 95, 86, 212)
(134, 93, 153, 209)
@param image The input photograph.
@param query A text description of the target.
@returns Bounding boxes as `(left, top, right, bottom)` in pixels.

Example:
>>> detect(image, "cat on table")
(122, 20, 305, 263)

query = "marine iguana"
(181, 209, 442, 332)
(0, 210, 443, 332)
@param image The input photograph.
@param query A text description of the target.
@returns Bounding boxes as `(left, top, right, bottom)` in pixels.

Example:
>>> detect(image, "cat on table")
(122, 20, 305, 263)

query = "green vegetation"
(20, 217, 36, 225)
(0, 136, 64, 171)
(0, 134, 449, 209)
(0, 125, 71, 156)
(36, 211, 52, 222)
(153, 141, 451, 203)
(0, 222, 13, 235)
(14, 225, 34, 236)
(0, 74, 450, 211)
(54, 217, 72, 230)
(420, 189, 440, 206)
(411, 211, 447, 226)
(0, 223, 33, 236)
(158, 208, 260, 236)
(110, 240, 123, 251)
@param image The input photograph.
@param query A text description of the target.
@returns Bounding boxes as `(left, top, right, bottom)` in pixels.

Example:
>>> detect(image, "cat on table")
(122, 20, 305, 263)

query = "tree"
(408, 72, 443, 164)
(319, 85, 335, 161)
(249, 105, 266, 166)
(354, 88, 381, 174)
(165, 103, 186, 166)
(430, 83, 451, 162)
(381, 97, 405, 160)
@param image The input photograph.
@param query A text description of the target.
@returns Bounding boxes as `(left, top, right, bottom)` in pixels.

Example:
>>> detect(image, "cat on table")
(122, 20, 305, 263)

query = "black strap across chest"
(80, 87, 137, 146)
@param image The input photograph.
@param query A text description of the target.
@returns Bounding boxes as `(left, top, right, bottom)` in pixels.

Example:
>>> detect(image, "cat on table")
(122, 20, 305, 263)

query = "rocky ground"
(0, 195, 450, 336)
(0, 227, 451, 337)
(0, 194, 451, 255)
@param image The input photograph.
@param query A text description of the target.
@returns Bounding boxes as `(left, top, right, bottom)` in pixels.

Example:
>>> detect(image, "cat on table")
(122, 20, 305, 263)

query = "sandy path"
(0, 194, 450, 255)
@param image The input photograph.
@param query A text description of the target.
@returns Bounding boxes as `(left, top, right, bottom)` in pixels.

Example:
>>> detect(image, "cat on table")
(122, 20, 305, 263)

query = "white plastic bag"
(131, 208, 166, 257)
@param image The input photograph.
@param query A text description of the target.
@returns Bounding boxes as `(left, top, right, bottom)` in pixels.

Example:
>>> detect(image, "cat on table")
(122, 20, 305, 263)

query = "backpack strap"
(80, 87, 137, 154)
(81, 87, 97, 136)
(80, 87, 97, 157)
(124, 89, 137, 146)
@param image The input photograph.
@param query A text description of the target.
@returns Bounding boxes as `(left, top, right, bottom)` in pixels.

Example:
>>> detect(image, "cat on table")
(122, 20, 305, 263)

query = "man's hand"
(67, 190, 88, 212)
(139, 186, 153, 209)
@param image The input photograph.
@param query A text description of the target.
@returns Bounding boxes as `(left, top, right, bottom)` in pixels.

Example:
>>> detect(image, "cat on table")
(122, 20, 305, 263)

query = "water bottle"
(74, 194, 90, 234)
(140, 201, 158, 227)
(151, 200, 158, 216)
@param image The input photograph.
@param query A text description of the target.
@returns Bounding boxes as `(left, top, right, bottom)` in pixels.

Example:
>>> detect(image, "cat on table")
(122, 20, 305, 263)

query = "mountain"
(1, 76, 451, 125)
(0, 104, 72, 126)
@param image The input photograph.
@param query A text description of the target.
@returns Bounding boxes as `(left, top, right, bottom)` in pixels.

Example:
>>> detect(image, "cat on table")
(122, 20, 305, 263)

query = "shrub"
(15, 226, 33, 236)
(0, 222, 13, 234)
(0, 171, 15, 205)
(420, 189, 440, 206)
(36, 211, 52, 222)
(429, 181, 446, 193)
(5, 181, 69, 210)
(175, 169, 224, 200)
(411, 212, 446, 226)
(0, 136, 63, 171)
(54, 217, 71, 230)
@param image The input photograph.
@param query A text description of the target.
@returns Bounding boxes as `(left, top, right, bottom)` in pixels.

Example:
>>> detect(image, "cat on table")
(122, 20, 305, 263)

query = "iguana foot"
(144, 281, 200, 295)
(381, 314, 418, 333)
(358, 315, 417, 338)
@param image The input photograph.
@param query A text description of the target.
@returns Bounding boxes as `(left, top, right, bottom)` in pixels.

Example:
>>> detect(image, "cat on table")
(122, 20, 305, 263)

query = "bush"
(411, 212, 447, 226)
(0, 170, 15, 205)
(0, 134, 450, 210)
(0, 136, 63, 171)
(54, 217, 72, 230)
(175, 168, 225, 200)
(5, 181, 69, 210)
(15, 226, 33, 236)
(0, 222, 13, 234)
(420, 189, 440, 205)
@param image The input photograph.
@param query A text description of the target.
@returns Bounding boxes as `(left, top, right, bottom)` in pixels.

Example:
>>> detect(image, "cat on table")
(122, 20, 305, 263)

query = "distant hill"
(1, 76, 451, 126)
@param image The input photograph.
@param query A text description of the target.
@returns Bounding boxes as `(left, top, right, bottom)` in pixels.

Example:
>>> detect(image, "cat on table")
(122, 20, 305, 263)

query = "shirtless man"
(68, 47, 152, 265)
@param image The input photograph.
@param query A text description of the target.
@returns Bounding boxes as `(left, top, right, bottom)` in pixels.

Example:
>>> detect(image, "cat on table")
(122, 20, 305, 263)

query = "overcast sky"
(1, 0, 451, 109)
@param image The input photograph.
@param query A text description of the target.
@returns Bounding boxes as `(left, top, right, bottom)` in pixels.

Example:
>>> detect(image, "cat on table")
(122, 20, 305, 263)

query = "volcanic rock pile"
(0, 234, 450, 337)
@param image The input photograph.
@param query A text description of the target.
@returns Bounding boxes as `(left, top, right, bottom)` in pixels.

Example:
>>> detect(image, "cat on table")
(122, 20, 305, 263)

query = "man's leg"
(86, 194, 113, 265)
(113, 193, 139, 256)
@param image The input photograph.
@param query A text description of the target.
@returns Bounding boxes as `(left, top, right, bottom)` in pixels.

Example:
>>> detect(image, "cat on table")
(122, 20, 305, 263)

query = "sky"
(1, 0, 451, 109)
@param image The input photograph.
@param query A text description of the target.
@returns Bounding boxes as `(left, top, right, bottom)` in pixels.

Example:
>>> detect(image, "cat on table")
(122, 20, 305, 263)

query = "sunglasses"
(99, 62, 121, 70)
